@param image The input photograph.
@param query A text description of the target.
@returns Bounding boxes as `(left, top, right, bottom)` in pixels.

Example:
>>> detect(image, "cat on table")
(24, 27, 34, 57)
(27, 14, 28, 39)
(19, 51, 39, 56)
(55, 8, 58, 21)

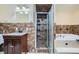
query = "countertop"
(2, 32, 28, 36)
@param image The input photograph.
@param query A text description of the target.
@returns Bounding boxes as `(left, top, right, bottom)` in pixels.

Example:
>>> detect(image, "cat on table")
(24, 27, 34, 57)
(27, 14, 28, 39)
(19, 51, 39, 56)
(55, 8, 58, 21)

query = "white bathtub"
(55, 48, 79, 54)
(56, 34, 79, 40)
(55, 34, 79, 53)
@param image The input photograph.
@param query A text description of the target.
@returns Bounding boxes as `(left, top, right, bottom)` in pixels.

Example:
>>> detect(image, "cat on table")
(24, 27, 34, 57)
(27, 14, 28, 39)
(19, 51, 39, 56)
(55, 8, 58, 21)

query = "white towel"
(0, 34, 4, 45)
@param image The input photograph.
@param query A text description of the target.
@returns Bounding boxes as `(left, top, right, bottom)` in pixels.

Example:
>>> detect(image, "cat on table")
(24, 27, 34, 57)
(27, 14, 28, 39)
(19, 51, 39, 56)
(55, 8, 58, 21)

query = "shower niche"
(36, 13, 48, 48)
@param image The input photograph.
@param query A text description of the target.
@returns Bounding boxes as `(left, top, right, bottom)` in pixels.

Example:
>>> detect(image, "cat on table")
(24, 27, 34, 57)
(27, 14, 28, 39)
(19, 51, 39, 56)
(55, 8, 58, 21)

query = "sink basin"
(2, 32, 28, 36)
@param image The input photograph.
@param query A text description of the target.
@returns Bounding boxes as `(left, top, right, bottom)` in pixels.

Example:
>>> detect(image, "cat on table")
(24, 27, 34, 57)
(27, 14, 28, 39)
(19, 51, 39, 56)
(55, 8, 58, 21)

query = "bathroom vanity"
(3, 32, 28, 54)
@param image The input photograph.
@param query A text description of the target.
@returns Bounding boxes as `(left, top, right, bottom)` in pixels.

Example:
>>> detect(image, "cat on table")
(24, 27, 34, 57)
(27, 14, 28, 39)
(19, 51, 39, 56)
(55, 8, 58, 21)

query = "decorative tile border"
(55, 25, 79, 35)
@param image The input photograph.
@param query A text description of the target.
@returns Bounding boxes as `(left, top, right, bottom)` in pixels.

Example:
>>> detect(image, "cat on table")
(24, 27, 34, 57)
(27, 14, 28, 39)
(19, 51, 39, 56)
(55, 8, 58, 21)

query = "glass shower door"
(36, 13, 48, 48)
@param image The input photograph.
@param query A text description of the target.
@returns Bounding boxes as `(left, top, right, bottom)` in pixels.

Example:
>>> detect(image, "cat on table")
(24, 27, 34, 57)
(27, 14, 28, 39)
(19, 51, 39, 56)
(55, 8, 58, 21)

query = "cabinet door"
(14, 39, 21, 54)
(4, 39, 8, 54)
(4, 39, 21, 54)
(21, 36, 28, 53)
(4, 39, 13, 54)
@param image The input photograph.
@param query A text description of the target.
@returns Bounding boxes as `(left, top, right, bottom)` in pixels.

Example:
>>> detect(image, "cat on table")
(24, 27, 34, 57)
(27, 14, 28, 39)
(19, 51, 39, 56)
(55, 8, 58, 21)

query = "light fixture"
(25, 8, 29, 11)
(22, 7, 29, 11)
(22, 7, 26, 10)
(25, 11, 28, 14)
(16, 7, 21, 11)
(19, 11, 23, 14)
(16, 6, 20, 10)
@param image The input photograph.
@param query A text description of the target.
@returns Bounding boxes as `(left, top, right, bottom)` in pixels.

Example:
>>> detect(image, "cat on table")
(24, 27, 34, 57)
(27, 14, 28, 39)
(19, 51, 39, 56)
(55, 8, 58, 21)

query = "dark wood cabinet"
(3, 33, 28, 54)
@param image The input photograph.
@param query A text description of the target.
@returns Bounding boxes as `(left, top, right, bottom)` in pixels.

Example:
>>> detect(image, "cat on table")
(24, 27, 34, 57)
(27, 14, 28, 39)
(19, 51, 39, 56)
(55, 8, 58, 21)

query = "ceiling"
(36, 4, 52, 12)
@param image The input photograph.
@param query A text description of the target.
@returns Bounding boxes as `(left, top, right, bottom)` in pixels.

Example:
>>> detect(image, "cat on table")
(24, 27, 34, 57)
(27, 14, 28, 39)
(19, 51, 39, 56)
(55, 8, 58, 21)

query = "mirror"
(0, 4, 34, 23)
(16, 4, 33, 23)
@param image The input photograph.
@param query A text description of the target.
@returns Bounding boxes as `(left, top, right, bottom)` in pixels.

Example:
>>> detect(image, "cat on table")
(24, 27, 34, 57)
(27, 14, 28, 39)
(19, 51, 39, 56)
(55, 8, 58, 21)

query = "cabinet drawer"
(3, 36, 21, 39)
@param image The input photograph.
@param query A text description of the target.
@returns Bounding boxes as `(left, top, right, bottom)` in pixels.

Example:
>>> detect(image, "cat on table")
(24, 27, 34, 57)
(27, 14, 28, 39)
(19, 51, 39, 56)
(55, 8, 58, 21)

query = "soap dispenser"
(25, 28, 28, 33)
(15, 27, 18, 32)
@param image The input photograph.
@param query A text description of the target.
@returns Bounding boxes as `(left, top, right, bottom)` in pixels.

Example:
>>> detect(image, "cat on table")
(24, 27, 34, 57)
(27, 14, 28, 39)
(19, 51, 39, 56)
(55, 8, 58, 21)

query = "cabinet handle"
(9, 46, 14, 48)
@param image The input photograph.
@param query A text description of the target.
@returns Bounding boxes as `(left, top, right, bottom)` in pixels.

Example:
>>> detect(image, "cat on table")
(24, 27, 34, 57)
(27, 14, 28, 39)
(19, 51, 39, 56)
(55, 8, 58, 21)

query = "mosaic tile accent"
(55, 25, 79, 35)
(72, 25, 79, 35)
(56, 25, 72, 34)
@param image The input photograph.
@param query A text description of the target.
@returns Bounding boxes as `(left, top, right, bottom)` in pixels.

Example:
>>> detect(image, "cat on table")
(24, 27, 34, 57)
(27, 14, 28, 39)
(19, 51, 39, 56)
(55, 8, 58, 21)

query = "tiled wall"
(0, 23, 35, 53)
(56, 25, 72, 34)
(72, 25, 79, 35)
(56, 25, 79, 35)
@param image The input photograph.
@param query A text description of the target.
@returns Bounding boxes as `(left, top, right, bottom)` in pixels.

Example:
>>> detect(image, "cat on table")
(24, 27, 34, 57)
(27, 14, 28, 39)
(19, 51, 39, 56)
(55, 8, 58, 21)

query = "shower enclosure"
(35, 4, 54, 53)
(36, 12, 49, 48)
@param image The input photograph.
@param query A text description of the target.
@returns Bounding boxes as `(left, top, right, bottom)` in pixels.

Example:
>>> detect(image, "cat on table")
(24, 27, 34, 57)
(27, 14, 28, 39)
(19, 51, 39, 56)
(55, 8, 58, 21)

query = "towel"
(0, 34, 4, 45)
